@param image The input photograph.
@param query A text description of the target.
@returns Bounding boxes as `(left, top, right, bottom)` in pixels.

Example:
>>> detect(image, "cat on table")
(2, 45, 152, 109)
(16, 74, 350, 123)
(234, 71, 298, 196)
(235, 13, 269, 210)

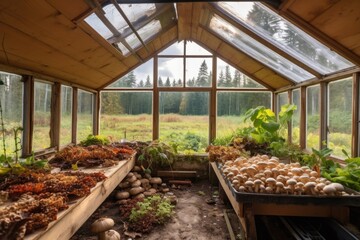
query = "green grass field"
(0, 113, 352, 157)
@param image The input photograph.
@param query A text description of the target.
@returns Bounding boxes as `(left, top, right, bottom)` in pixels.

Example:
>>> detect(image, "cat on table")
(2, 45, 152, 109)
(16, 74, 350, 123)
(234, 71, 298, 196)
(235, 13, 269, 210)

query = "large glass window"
(217, 58, 265, 88)
(158, 58, 184, 87)
(209, 14, 315, 82)
(306, 85, 320, 150)
(159, 92, 209, 153)
(33, 81, 52, 150)
(77, 90, 93, 143)
(0, 72, 23, 155)
(185, 58, 212, 87)
(107, 59, 153, 88)
(217, 91, 271, 138)
(60, 86, 72, 146)
(100, 92, 152, 141)
(215, 2, 354, 75)
(328, 78, 352, 158)
(291, 89, 300, 145)
(277, 92, 289, 140)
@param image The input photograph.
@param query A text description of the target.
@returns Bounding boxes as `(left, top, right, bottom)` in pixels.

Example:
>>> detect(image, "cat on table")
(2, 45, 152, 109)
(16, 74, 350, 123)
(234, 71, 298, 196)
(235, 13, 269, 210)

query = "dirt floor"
(71, 180, 232, 240)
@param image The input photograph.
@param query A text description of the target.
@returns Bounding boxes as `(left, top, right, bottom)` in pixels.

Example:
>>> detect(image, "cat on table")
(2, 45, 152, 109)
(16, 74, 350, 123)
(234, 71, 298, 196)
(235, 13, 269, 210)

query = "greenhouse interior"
(1, 0, 360, 239)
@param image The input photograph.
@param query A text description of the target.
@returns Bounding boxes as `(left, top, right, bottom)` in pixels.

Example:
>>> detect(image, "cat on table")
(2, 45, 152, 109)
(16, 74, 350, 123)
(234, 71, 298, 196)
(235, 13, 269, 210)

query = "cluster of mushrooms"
(222, 155, 347, 196)
(91, 217, 120, 240)
(115, 166, 169, 203)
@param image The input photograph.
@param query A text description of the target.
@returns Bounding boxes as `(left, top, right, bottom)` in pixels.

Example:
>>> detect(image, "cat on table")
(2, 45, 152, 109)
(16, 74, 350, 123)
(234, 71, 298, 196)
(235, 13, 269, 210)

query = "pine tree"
(247, 4, 280, 36)
(196, 60, 209, 87)
(145, 75, 152, 87)
(138, 80, 144, 87)
(225, 65, 232, 87)
(177, 79, 182, 87)
(165, 77, 171, 87)
(218, 70, 225, 87)
(233, 70, 241, 88)
(158, 77, 164, 87)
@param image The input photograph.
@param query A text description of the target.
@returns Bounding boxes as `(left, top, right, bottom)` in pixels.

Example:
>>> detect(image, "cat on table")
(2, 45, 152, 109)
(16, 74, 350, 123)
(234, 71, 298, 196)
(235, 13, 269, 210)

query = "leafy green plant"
(242, 104, 296, 144)
(80, 134, 110, 146)
(129, 195, 174, 228)
(321, 150, 360, 191)
(137, 140, 176, 174)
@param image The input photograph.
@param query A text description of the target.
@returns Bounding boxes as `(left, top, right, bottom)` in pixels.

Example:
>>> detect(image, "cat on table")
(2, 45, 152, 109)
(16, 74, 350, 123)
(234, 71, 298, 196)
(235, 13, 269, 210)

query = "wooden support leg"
(244, 203, 257, 240)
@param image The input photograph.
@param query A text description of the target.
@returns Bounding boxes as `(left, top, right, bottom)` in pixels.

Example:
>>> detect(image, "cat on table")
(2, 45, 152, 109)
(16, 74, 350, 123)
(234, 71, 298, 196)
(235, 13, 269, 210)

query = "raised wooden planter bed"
(25, 157, 135, 240)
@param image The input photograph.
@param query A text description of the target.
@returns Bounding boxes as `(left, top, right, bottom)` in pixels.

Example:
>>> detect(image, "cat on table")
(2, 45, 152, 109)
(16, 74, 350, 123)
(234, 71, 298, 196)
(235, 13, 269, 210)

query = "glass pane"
(185, 58, 212, 87)
(137, 20, 162, 43)
(291, 89, 300, 145)
(124, 32, 142, 50)
(77, 90, 93, 143)
(216, 2, 354, 74)
(217, 92, 271, 138)
(277, 92, 288, 140)
(277, 92, 288, 111)
(107, 59, 153, 88)
(217, 58, 265, 88)
(159, 41, 184, 55)
(158, 58, 183, 87)
(120, 4, 157, 29)
(159, 92, 209, 153)
(328, 78, 352, 158)
(115, 42, 130, 56)
(60, 86, 72, 146)
(0, 72, 23, 155)
(186, 41, 211, 55)
(306, 85, 320, 150)
(100, 92, 152, 141)
(209, 14, 315, 82)
(33, 81, 52, 150)
(84, 13, 113, 39)
(103, 4, 128, 35)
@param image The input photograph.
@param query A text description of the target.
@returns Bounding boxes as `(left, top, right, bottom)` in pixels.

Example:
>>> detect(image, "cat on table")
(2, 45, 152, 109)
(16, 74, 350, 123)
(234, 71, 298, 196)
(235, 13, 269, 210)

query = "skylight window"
(215, 2, 354, 75)
(209, 14, 315, 82)
(84, 2, 176, 56)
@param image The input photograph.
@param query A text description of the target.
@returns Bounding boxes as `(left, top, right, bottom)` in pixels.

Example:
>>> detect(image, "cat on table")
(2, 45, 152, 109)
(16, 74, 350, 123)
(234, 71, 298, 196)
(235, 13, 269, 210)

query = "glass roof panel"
(137, 20, 162, 42)
(216, 2, 354, 74)
(115, 42, 130, 56)
(119, 4, 157, 28)
(103, 4, 127, 35)
(209, 14, 315, 82)
(84, 13, 113, 39)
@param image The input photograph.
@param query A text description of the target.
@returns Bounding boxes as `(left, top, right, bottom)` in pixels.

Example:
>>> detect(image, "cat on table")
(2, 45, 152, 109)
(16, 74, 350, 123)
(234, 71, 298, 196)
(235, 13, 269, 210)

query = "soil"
(71, 180, 232, 240)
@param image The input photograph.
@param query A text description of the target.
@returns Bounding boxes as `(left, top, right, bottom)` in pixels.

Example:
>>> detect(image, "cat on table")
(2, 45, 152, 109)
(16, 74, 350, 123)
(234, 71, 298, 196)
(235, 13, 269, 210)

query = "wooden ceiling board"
(0, 0, 123, 78)
(0, 23, 107, 86)
(177, 3, 192, 40)
(45, 0, 91, 21)
(0, 50, 101, 89)
(287, 0, 338, 22)
(309, 0, 360, 40)
(199, 31, 221, 50)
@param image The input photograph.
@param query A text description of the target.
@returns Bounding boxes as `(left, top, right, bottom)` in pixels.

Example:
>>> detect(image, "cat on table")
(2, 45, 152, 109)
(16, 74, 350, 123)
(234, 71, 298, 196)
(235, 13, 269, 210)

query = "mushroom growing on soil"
(131, 180, 141, 187)
(105, 230, 121, 240)
(129, 187, 145, 196)
(150, 177, 162, 188)
(304, 182, 317, 195)
(323, 185, 336, 196)
(91, 217, 115, 240)
(115, 191, 130, 200)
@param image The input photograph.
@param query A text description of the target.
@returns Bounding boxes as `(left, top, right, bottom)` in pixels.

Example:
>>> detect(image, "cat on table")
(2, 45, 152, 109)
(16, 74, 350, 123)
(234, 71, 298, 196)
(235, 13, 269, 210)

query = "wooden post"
(209, 55, 217, 143)
(319, 82, 328, 149)
(299, 86, 306, 149)
(93, 91, 100, 135)
(22, 75, 34, 156)
(72, 87, 78, 144)
(153, 56, 159, 140)
(50, 82, 61, 150)
(352, 73, 359, 157)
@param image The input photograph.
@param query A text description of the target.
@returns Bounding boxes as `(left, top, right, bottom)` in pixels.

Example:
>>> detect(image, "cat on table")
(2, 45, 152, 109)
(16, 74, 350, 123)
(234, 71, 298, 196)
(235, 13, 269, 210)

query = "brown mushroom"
(275, 182, 284, 194)
(304, 182, 317, 195)
(134, 193, 145, 199)
(286, 179, 297, 194)
(132, 165, 142, 172)
(91, 217, 115, 240)
(118, 181, 130, 189)
(127, 175, 137, 183)
(129, 187, 145, 196)
(131, 180, 141, 187)
(323, 185, 336, 196)
(150, 177, 162, 188)
(265, 177, 276, 190)
(245, 180, 254, 192)
(105, 230, 121, 240)
(254, 179, 263, 193)
(115, 191, 130, 200)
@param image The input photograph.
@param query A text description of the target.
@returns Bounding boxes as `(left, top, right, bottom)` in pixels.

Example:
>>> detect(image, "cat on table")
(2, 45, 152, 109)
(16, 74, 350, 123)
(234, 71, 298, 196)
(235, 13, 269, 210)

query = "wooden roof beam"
(177, 3, 193, 40)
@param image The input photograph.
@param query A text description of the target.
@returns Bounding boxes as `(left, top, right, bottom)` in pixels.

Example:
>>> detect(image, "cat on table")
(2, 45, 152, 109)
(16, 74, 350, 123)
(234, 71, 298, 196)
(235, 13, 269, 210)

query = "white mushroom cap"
(105, 230, 121, 240)
(323, 185, 336, 196)
(91, 217, 115, 234)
